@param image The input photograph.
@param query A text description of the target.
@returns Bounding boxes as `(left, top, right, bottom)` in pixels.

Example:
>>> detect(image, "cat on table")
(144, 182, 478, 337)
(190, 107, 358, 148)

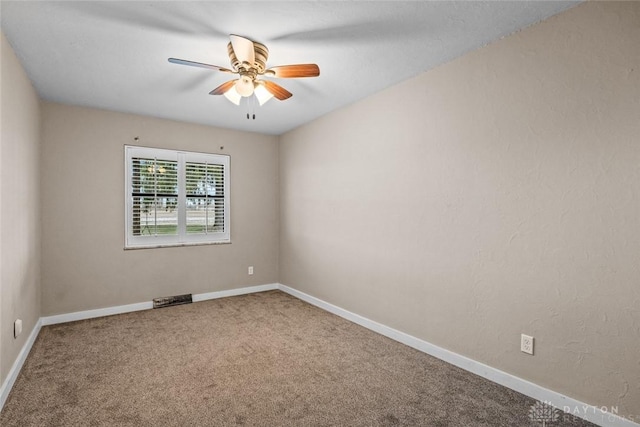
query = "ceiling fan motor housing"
(227, 41, 269, 75)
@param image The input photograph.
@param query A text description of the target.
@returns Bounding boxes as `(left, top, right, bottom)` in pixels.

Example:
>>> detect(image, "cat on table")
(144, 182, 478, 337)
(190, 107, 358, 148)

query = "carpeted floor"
(1, 290, 595, 426)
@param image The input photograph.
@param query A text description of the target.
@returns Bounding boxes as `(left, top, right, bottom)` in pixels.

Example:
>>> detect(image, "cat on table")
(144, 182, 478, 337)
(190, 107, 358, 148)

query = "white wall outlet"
(248, 266, 254, 275)
(14, 319, 23, 338)
(521, 334, 534, 355)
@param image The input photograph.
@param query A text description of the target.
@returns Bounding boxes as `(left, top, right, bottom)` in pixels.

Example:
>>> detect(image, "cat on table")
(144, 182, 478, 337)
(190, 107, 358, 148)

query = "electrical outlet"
(521, 334, 534, 355)
(248, 266, 254, 275)
(14, 319, 23, 338)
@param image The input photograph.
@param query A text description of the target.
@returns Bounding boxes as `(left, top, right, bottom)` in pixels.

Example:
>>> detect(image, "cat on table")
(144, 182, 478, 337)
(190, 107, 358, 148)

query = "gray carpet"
(1, 290, 595, 426)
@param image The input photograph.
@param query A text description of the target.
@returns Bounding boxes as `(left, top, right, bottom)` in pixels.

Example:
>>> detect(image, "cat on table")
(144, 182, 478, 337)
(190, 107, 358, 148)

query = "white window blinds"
(125, 146, 230, 248)
(131, 157, 179, 236)
(185, 161, 225, 234)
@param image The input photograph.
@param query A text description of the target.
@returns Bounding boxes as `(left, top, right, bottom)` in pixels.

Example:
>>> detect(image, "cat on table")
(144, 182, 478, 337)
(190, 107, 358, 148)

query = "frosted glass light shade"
(254, 83, 274, 106)
(223, 86, 242, 105)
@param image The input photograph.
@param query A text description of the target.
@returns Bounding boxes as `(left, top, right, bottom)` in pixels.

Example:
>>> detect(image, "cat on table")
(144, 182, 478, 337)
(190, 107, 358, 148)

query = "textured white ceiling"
(1, 1, 578, 135)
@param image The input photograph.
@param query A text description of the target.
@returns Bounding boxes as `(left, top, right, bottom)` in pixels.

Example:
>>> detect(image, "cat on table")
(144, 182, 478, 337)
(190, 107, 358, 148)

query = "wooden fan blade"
(229, 34, 255, 65)
(209, 80, 237, 95)
(261, 80, 292, 100)
(168, 58, 234, 73)
(265, 64, 320, 78)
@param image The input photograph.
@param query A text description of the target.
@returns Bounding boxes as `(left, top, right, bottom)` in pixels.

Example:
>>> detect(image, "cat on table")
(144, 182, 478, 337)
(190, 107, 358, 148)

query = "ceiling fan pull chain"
(248, 94, 256, 120)
(253, 95, 256, 120)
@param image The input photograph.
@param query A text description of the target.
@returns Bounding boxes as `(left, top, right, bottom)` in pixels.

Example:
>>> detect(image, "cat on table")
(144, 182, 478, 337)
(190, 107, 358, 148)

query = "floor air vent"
(153, 294, 193, 309)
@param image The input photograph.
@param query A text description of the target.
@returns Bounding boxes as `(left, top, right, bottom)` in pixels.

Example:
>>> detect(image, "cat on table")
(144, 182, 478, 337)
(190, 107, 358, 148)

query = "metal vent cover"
(153, 294, 193, 309)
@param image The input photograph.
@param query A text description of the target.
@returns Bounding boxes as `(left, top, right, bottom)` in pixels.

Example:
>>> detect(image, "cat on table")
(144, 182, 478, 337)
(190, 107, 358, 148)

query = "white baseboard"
(40, 283, 279, 326)
(41, 301, 153, 326)
(193, 283, 278, 302)
(277, 284, 638, 427)
(0, 318, 42, 410)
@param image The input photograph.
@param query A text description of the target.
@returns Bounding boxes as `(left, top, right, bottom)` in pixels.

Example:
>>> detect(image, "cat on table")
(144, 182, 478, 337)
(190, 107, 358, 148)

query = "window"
(125, 146, 230, 248)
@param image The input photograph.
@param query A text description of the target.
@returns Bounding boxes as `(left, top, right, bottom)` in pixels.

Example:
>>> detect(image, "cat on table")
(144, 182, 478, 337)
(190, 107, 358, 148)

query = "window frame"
(124, 145, 230, 249)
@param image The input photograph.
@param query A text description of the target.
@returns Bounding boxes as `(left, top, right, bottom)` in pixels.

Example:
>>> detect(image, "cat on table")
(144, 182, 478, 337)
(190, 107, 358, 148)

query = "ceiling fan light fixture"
(254, 83, 274, 106)
(223, 86, 242, 105)
(235, 76, 254, 97)
(170, 34, 319, 109)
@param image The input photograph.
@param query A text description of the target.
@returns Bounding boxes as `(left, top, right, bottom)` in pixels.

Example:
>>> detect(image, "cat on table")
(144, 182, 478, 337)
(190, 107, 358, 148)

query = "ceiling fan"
(168, 34, 320, 106)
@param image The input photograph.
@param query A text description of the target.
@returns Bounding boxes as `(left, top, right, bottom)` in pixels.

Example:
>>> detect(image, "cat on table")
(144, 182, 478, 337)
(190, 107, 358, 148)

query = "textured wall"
(41, 103, 279, 315)
(279, 1, 640, 419)
(0, 33, 42, 385)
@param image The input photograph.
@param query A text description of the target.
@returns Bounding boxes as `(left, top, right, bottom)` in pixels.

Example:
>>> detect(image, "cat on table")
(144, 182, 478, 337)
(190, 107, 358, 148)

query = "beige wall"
(41, 103, 279, 315)
(279, 1, 640, 419)
(0, 33, 42, 385)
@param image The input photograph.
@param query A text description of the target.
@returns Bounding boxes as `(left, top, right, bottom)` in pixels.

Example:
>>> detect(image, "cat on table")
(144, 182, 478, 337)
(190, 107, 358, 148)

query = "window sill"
(124, 240, 231, 250)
